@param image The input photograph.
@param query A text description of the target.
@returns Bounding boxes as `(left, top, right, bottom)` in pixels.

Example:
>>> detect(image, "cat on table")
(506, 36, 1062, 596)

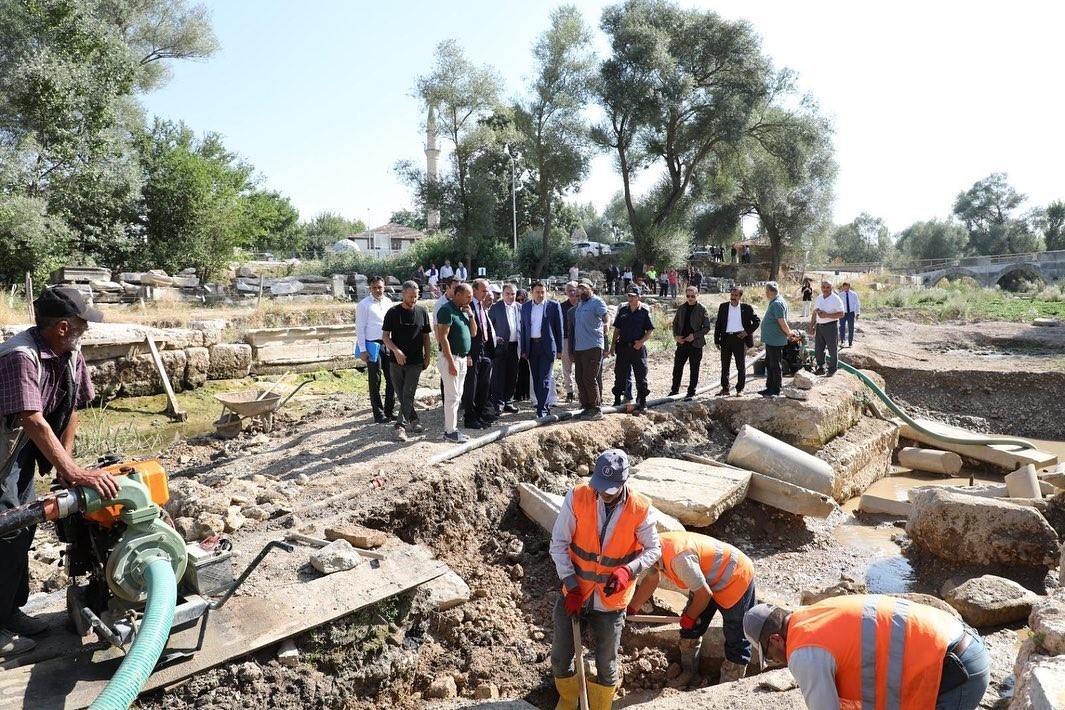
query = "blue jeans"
(679, 580, 756, 664)
(839, 312, 856, 345)
(551, 596, 625, 686)
(936, 627, 990, 710)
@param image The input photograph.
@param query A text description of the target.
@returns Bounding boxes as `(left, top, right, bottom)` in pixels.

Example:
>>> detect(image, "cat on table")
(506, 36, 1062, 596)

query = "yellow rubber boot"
(554, 675, 580, 710)
(586, 680, 617, 710)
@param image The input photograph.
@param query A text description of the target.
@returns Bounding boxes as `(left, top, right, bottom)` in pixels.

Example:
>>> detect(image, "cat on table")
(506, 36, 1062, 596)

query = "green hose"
(834, 359, 1036, 450)
(89, 559, 177, 710)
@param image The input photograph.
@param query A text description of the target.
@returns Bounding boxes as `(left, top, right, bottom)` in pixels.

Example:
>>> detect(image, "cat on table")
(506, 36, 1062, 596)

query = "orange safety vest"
(786, 595, 954, 710)
(563, 484, 651, 610)
(657, 531, 754, 609)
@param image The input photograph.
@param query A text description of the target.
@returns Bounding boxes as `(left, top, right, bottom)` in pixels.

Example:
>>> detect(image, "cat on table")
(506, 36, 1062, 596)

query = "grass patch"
(863, 282, 1065, 322)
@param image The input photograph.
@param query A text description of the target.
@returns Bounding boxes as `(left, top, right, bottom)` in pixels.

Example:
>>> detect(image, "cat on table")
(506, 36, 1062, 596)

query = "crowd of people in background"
(354, 268, 861, 440)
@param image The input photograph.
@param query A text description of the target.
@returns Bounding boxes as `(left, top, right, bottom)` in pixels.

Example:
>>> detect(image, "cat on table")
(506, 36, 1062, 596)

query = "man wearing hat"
(550, 449, 660, 709)
(0, 287, 119, 658)
(743, 595, 990, 710)
(569, 279, 609, 419)
(609, 285, 654, 410)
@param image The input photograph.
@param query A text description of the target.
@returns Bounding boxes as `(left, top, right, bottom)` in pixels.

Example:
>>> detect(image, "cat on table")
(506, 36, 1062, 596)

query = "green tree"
(389, 209, 427, 230)
(513, 5, 595, 276)
(895, 219, 969, 262)
(828, 213, 894, 264)
(135, 120, 250, 278)
(592, 0, 773, 258)
(0, 194, 72, 283)
(237, 190, 301, 256)
(728, 107, 837, 279)
(952, 173, 1041, 255)
(301, 211, 365, 257)
(413, 39, 506, 268)
(1044, 200, 1065, 252)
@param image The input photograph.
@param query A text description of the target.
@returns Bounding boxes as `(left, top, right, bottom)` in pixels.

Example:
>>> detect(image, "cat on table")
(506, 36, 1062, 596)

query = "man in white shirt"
(455, 261, 469, 282)
(838, 282, 861, 348)
(568, 264, 579, 282)
(559, 282, 580, 404)
(808, 280, 844, 376)
(356, 275, 395, 422)
(439, 260, 454, 280)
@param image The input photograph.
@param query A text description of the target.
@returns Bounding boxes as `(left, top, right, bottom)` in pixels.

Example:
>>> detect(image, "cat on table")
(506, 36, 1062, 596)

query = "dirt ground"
(23, 309, 1065, 709)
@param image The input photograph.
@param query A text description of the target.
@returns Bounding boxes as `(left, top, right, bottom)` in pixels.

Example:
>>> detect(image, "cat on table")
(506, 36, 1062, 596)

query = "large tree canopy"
(952, 173, 1042, 255)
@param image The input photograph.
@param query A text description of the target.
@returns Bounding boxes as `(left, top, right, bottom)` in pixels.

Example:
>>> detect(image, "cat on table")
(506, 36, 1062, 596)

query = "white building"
(341, 223, 427, 257)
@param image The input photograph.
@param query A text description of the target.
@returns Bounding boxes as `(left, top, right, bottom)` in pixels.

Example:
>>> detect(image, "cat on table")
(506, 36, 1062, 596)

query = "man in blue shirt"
(610, 285, 655, 410)
(570, 278, 610, 419)
(758, 281, 799, 398)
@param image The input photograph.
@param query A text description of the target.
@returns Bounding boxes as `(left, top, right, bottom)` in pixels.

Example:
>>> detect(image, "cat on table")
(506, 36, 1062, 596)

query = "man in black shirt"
(669, 286, 712, 400)
(382, 281, 432, 441)
(609, 285, 655, 410)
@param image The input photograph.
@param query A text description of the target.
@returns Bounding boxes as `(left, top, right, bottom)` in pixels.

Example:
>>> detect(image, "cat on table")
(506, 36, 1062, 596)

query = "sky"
(140, 1, 1065, 235)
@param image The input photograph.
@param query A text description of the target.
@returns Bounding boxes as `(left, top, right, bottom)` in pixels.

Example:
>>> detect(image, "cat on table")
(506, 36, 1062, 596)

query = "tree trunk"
(534, 173, 551, 278)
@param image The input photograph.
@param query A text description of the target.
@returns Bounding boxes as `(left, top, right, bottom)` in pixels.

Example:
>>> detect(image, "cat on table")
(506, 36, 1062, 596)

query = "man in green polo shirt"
(435, 283, 478, 443)
(758, 281, 798, 398)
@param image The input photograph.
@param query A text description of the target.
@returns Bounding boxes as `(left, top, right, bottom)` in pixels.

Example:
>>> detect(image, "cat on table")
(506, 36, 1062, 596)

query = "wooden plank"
(144, 335, 187, 422)
(629, 457, 750, 527)
(897, 419, 1057, 471)
(0, 544, 448, 709)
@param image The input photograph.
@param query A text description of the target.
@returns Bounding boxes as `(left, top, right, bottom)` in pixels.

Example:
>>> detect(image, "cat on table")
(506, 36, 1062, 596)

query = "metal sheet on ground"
(0, 544, 449, 709)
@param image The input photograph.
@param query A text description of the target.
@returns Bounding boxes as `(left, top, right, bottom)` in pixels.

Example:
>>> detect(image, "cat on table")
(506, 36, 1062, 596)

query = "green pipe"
(89, 558, 177, 710)
(834, 359, 1036, 450)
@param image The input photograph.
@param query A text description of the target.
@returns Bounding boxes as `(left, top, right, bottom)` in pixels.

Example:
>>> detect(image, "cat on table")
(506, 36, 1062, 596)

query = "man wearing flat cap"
(549, 449, 660, 708)
(0, 287, 118, 658)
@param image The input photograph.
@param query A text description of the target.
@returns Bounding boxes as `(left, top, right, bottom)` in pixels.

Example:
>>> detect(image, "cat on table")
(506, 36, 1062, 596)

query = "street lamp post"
(505, 145, 517, 251)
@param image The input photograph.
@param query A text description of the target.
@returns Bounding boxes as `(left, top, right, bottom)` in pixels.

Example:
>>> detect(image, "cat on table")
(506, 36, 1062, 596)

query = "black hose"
(0, 500, 48, 537)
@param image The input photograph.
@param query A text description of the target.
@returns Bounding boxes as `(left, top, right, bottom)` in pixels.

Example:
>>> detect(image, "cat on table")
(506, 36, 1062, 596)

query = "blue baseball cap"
(589, 449, 630, 495)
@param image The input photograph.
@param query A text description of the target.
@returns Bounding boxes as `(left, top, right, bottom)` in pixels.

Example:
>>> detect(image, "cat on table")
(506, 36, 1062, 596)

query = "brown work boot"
(0, 629, 35, 658)
(716, 387, 730, 396)
(718, 659, 747, 683)
(669, 636, 702, 688)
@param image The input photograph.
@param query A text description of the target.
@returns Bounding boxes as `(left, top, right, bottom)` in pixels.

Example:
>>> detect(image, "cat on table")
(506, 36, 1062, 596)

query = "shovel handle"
(572, 617, 590, 710)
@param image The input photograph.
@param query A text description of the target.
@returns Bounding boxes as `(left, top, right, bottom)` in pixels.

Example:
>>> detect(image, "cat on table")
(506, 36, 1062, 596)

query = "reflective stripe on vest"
(562, 484, 651, 611)
(657, 531, 753, 609)
(786, 595, 953, 710)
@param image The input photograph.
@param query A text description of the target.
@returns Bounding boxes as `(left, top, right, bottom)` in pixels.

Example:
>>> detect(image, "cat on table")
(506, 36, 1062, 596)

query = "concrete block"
(631, 458, 750, 527)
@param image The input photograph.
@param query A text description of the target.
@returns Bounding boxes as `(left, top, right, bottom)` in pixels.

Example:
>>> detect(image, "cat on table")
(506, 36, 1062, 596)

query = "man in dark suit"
(713, 287, 760, 396)
(520, 280, 563, 418)
(462, 278, 497, 429)
(669, 285, 713, 400)
(488, 283, 521, 415)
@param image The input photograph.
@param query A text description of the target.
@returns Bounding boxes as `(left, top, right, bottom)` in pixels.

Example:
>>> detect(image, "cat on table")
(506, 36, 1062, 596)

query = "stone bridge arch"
(994, 263, 1045, 291)
(926, 267, 981, 287)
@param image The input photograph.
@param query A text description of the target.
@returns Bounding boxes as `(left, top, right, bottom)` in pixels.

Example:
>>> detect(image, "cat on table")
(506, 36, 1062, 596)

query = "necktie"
(845, 293, 851, 314)
(478, 304, 487, 343)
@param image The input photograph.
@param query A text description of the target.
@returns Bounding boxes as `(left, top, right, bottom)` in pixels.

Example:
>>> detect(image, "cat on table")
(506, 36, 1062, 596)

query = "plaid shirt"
(0, 329, 94, 418)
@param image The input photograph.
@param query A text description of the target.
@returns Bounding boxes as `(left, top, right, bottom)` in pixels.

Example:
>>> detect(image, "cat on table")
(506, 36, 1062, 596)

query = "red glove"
(679, 614, 697, 631)
(604, 566, 633, 596)
(564, 588, 584, 616)
(626, 605, 641, 616)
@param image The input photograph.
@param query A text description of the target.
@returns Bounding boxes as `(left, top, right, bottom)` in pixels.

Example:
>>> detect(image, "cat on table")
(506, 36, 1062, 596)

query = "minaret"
(424, 105, 441, 231)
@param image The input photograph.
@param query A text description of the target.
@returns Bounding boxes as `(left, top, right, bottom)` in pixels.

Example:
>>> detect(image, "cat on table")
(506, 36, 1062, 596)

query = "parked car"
(571, 241, 612, 257)
(613, 241, 635, 252)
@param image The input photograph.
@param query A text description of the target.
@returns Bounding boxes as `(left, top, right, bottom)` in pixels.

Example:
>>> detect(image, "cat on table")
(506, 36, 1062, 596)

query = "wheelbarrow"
(213, 378, 312, 438)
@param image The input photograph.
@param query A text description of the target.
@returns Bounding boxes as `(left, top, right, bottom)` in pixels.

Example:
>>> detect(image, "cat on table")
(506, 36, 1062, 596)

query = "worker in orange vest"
(626, 531, 756, 686)
(549, 449, 661, 709)
(743, 595, 989, 709)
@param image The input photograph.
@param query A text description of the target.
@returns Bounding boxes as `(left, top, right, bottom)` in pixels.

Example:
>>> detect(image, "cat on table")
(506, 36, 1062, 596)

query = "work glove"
(564, 588, 584, 616)
(679, 614, 697, 631)
(626, 605, 641, 616)
(603, 566, 633, 596)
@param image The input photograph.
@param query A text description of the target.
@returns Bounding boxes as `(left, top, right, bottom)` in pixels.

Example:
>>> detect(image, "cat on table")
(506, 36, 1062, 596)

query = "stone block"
(1030, 590, 1065, 656)
(189, 319, 226, 347)
(184, 347, 209, 389)
(630, 457, 750, 527)
(818, 417, 899, 501)
(941, 575, 1041, 627)
(208, 343, 252, 380)
(87, 358, 120, 398)
(310, 539, 364, 575)
(325, 524, 387, 548)
(118, 349, 187, 396)
(908, 488, 1060, 568)
(1011, 653, 1065, 710)
(422, 570, 471, 611)
(706, 369, 881, 452)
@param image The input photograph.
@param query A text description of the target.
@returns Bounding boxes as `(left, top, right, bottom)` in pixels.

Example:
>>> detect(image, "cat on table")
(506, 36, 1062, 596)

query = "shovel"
(572, 617, 590, 710)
